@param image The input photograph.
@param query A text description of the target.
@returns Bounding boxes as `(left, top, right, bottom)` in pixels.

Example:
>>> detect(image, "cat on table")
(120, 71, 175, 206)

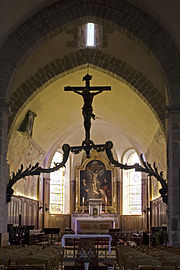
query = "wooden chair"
(75, 238, 98, 268)
(6, 265, 46, 270)
(0, 266, 6, 270)
(58, 247, 64, 270)
(138, 266, 177, 270)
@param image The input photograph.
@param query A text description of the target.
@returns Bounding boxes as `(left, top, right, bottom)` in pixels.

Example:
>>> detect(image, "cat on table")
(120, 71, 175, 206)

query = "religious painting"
(79, 159, 112, 207)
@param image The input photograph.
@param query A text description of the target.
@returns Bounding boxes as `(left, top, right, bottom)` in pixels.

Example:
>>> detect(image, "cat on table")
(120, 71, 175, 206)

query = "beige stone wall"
(7, 132, 45, 199)
(145, 128, 167, 200)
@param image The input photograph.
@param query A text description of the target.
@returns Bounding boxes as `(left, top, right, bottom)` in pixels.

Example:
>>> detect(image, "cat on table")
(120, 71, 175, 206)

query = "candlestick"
(75, 197, 78, 213)
(105, 196, 108, 213)
(82, 197, 85, 213)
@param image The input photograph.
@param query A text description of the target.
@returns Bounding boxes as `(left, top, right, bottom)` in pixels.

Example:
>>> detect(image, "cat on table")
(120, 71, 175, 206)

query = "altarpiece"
(71, 151, 119, 233)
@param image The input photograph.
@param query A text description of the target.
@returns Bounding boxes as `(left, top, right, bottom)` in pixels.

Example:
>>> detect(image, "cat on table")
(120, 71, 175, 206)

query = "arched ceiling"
(9, 67, 162, 166)
(1, 0, 180, 124)
(7, 15, 167, 130)
(0, 0, 180, 48)
(3, 0, 170, 171)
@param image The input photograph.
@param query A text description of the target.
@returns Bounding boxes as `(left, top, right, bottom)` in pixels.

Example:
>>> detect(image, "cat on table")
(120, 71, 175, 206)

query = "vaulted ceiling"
(3, 0, 175, 170)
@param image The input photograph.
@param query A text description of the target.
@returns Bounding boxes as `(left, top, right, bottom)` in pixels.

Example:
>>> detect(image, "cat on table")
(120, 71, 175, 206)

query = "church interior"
(1, 0, 180, 269)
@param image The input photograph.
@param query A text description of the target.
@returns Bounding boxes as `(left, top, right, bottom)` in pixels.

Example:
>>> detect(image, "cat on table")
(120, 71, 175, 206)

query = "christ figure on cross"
(73, 88, 102, 141)
(64, 73, 111, 144)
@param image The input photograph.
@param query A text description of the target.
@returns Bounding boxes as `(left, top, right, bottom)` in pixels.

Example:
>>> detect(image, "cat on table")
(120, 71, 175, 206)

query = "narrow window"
(123, 151, 142, 215)
(78, 23, 102, 49)
(49, 152, 65, 214)
(86, 23, 95, 47)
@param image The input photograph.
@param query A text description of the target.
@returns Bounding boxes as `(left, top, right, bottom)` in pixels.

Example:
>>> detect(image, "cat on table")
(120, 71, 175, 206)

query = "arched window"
(123, 151, 142, 215)
(49, 151, 65, 214)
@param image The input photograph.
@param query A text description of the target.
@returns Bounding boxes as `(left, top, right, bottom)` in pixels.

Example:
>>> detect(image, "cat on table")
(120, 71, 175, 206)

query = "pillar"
(168, 109, 180, 246)
(0, 102, 9, 233)
(71, 179, 76, 213)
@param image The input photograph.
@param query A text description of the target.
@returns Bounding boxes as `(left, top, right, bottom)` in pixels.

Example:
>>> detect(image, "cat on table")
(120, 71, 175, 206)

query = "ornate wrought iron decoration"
(6, 74, 168, 204)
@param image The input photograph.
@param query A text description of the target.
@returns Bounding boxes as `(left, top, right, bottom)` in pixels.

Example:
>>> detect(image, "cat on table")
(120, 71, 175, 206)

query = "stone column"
(0, 103, 9, 233)
(71, 179, 76, 213)
(117, 177, 121, 214)
(141, 177, 148, 231)
(168, 109, 180, 246)
(43, 177, 50, 228)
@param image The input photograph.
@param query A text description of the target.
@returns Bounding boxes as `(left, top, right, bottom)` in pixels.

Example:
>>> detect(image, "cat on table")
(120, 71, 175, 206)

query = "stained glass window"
(123, 151, 142, 215)
(49, 152, 65, 214)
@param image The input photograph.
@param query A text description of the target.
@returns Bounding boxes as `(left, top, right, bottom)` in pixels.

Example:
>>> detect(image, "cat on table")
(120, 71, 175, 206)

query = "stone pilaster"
(0, 102, 9, 233)
(168, 109, 180, 246)
(116, 177, 121, 215)
(71, 180, 76, 213)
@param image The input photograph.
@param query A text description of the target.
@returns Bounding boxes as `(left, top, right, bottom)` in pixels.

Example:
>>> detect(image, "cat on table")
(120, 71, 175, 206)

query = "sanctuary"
(71, 151, 120, 234)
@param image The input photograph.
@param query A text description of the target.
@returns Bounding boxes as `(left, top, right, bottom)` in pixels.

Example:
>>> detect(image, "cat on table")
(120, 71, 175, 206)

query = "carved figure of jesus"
(72, 89, 103, 141)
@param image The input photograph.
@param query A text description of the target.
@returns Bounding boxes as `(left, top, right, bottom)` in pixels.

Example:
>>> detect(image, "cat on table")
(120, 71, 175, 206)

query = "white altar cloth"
(61, 234, 112, 253)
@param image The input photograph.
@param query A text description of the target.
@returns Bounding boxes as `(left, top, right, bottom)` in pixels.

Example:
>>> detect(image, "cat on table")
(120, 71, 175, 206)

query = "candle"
(82, 197, 84, 203)
(105, 196, 107, 204)
(76, 197, 78, 203)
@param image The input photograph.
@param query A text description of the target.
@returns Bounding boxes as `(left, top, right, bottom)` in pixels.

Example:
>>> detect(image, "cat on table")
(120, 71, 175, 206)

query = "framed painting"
(76, 152, 116, 212)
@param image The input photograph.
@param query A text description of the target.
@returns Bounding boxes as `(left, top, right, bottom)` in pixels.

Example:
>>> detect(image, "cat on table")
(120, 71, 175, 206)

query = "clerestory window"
(86, 23, 95, 47)
(78, 23, 102, 48)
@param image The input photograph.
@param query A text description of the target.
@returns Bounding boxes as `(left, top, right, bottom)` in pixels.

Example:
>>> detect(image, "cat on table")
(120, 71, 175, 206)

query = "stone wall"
(7, 132, 45, 199)
(145, 128, 167, 200)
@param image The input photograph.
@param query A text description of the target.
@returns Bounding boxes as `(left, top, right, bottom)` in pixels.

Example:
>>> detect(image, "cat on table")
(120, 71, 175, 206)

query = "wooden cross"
(64, 73, 111, 92)
(64, 74, 111, 155)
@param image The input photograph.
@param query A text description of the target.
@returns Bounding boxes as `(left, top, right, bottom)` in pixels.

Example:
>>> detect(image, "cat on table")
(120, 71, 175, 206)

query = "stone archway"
(8, 52, 165, 134)
(0, 0, 179, 106)
(0, 0, 180, 245)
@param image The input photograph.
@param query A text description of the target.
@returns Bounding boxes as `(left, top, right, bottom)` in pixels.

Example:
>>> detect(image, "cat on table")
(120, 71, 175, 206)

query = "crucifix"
(7, 74, 168, 205)
(64, 73, 111, 146)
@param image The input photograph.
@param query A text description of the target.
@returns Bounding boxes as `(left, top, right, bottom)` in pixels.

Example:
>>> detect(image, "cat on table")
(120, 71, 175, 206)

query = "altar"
(71, 213, 119, 234)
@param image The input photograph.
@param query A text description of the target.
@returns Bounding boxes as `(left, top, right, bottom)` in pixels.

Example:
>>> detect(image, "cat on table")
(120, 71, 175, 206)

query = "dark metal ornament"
(6, 74, 168, 204)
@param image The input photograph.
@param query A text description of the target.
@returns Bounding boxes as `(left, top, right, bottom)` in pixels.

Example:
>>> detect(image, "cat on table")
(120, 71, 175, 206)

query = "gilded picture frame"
(75, 151, 117, 213)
